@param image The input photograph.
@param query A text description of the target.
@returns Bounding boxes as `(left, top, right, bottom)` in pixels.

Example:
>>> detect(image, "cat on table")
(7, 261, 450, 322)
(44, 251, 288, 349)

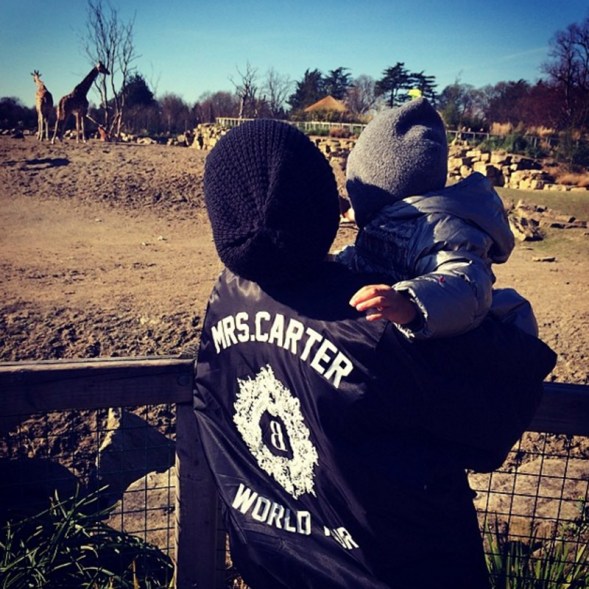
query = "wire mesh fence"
(0, 404, 177, 588)
(1, 359, 588, 588)
(6, 413, 585, 588)
(471, 431, 589, 587)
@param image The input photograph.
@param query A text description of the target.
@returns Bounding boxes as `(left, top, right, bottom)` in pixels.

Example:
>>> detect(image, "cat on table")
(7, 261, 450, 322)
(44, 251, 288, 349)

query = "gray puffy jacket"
(337, 172, 537, 339)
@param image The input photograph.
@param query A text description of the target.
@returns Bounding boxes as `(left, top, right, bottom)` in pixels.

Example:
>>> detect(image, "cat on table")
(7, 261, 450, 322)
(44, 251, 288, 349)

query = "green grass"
(485, 519, 589, 589)
(497, 187, 589, 223)
(0, 488, 174, 589)
(496, 187, 589, 259)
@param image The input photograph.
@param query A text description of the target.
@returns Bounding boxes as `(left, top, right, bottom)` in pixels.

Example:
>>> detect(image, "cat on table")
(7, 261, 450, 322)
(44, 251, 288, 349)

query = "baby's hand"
(349, 284, 418, 325)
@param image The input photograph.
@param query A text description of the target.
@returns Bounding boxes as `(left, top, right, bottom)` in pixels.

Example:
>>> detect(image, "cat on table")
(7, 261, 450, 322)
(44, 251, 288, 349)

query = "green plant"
(555, 133, 589, 168)
(478, 133, 551, 160)
(304, 126, 329, 137)
(485, 521, 589, 588)
(0, 488, 173, 589)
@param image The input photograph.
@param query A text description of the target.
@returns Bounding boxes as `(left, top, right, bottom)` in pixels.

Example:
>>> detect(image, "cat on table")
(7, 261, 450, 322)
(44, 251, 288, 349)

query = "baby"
(338, 98, 537, 339)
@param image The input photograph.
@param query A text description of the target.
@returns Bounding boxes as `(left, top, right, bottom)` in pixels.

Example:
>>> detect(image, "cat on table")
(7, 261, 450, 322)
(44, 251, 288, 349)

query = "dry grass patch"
(555, 170, 589, 188)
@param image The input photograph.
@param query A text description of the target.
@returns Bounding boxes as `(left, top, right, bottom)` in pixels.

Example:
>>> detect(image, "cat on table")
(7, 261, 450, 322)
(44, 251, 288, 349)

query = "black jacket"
(194, 263, 556, 589)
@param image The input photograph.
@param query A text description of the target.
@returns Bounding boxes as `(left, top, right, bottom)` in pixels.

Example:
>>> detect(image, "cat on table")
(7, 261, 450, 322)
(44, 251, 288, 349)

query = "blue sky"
(2, 0, 588, 109)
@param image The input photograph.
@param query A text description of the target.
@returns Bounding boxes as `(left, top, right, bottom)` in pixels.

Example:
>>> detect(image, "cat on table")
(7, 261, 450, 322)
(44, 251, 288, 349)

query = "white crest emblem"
(234, 365, 318, 499)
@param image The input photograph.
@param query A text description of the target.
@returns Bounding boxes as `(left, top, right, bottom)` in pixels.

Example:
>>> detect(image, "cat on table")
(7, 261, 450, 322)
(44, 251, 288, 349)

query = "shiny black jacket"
(194, 263, 556, 589)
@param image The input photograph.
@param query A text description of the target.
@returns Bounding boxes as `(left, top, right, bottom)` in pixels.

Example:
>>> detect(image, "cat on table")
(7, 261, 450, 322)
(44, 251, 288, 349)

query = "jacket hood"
(391, 173, 514, 262)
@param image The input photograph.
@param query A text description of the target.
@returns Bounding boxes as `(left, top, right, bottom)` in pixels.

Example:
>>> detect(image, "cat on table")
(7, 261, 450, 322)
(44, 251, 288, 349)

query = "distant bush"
(556, 133, 589, 169)
(0, 97, 36, 131)
(329, 127, 353, 139)
(303, 126, 330, 137)
(556, 171, 589, 188)
(479, 133, 550, 160)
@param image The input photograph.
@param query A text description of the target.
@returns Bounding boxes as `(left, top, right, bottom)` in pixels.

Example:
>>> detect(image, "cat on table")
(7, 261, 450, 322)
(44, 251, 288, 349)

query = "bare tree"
(542, 16, 589, 130)
(261, 68, 292, 118)
(345, 75, 376, 117)
(160, 93, 192, 134)
(82, 0, 139, 137)
(194, 91, 239, 123)
(230, 62, 259, 119)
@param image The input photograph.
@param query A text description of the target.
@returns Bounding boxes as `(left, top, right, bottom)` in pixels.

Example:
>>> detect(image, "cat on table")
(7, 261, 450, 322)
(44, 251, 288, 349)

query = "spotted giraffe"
(52, 61, 110, 144)
(31, 70, 54, 141)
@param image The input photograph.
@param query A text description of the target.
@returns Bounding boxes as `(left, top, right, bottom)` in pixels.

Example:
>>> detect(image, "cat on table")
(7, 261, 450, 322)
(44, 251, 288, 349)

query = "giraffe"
(51, 61, 110, 144)
(31, 70, 54, 141)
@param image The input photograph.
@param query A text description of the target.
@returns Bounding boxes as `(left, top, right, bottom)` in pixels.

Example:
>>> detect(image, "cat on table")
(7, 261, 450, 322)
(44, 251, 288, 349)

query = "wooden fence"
(216, 117, 366, 136)
(1, 357, 588, 588)
(214, 117, 566, 147)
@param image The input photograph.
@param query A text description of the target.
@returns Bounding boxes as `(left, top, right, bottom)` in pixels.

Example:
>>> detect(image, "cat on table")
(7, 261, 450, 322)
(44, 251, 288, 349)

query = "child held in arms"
(338, 97, 537, 339)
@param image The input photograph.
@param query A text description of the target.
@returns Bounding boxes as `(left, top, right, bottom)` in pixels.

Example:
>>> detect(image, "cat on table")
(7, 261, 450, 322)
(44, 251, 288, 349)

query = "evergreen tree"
(375, 62, 412, 107)
(122, 73, 156, 109)
(287, 69, 325, 111)
(408, 71, 438, 104)
(324, 67, 352, 100)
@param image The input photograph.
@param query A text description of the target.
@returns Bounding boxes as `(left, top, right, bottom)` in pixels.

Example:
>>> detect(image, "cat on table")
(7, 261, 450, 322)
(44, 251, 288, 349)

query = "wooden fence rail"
(214, 118, 567, 147)
(1, 357, 589, 588)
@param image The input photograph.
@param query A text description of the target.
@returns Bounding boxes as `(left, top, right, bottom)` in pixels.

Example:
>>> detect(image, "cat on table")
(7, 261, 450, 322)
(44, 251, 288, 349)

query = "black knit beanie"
(346, 98, 449, 227)
(204, 119, 340, 285)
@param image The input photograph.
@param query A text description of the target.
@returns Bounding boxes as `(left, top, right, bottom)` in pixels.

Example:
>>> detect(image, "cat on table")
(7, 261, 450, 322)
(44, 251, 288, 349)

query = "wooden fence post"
(175, 401, 220, 589)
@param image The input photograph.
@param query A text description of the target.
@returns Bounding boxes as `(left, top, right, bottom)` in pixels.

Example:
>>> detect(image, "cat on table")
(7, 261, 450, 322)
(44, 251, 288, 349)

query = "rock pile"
(191, 124, 588, 193)
(507, 200, 587, 241)
(191, 123, 227, 150)
(448, 144, 545, 189)
(447, 144, 578, 191)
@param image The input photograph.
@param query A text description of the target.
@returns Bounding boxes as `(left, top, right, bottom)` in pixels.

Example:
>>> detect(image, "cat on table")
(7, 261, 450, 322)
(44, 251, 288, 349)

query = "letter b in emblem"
(260, 412, 293, 458)
(270, 420, 287, 452)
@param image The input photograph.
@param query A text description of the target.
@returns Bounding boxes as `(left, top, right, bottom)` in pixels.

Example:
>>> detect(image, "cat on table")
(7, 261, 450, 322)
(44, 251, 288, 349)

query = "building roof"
(304, 95, 347, 113)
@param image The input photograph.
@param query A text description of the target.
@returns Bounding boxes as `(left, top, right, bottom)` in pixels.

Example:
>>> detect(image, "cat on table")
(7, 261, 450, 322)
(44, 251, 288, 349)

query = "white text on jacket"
(232, 483, 360, 549)
(211, 312, 353, 389)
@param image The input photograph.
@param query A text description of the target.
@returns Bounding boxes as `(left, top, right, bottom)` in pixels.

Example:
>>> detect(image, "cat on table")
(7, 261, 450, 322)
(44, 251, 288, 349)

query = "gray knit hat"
(204, 119, 340, 284)
(346, 98, 448, 227)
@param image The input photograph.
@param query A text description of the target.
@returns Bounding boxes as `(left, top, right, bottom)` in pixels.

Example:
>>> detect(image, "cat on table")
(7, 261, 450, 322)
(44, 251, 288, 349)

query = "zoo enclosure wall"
(0, 357, 588, 589)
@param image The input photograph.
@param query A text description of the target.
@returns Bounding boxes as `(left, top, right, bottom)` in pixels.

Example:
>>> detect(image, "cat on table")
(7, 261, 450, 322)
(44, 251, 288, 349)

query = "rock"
(448, 156, 472, 169)
(507, 169, 553, 190)
(470, 458, 589, 538)
(491, 152, 512, 166)
(106, 468, 175, 551)
(95, 409, 175, 503)
(549, 219, 588, 230)
(189, 122, 583, 192)
(472, 162, 504, 186)
(509, 212, 543, 241)
(511, 155, 542, 170)
(0, 458, 82, 522)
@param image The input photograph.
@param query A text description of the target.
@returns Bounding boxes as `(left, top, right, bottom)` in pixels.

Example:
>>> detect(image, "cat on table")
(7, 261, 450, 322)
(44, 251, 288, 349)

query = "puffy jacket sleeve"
(393, 213, 497, 339)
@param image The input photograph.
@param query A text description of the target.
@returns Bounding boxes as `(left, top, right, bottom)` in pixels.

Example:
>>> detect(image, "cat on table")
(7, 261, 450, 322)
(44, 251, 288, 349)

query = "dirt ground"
(1, 135, 587, 586)
(0, 135, 587, 386)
